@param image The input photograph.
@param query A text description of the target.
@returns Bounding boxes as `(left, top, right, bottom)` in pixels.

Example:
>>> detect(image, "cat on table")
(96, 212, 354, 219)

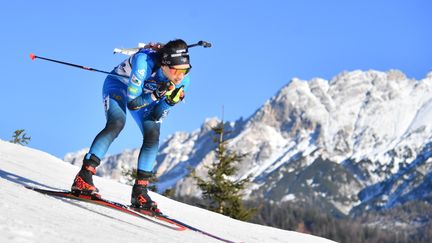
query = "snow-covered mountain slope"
(0, 140, 335, 243)
(65, 69, 432, 216)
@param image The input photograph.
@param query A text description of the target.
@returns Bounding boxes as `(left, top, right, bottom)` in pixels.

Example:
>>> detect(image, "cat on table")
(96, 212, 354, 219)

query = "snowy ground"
(0, 140, 336, 243)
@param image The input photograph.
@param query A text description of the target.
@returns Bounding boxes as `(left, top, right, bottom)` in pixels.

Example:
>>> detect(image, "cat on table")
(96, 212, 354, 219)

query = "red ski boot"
(131, 170, 161, 214)
(71, 153, 100, 195)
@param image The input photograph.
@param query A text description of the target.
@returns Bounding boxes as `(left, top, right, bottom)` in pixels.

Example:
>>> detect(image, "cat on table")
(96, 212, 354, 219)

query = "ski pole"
(29, 53, 130, 79)
(30, 41, 211, 78)
(187, 40, 212, 48)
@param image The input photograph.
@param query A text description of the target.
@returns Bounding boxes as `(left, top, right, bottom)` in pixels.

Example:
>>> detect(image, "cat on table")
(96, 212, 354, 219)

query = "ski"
(26, 186, 237, 243)
(25, 186, 186, 231)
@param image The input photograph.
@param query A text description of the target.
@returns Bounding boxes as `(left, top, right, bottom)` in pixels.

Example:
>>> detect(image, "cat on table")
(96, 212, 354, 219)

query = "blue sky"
(0, 0, 431, 159)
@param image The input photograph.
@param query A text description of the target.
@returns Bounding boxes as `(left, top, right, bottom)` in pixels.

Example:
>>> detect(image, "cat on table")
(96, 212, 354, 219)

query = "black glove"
(153, 81, 175, 100)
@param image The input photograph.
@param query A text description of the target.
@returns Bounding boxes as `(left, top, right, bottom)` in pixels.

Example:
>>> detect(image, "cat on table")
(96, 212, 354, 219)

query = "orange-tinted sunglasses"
(169, 66, 192, 75)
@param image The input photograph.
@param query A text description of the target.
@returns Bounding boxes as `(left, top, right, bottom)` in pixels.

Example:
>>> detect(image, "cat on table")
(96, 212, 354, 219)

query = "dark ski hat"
(160, 39, 190, 66)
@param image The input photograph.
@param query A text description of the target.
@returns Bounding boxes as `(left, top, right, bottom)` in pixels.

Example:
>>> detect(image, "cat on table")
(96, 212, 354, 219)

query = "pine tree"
(10, 129, 31, 145)
(121, 166, 137, 185)
(190, 121, 256, 221)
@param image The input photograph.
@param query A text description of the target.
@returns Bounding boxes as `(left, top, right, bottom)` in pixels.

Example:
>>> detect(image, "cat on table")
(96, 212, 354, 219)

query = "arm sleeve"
(127, 53, 151, 101)
(126, 53, 154, 110)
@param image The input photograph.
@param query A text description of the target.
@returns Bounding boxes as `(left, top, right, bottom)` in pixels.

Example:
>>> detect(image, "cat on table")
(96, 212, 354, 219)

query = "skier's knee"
(107, 119, 125, 137)
(143, 127, 160, 145)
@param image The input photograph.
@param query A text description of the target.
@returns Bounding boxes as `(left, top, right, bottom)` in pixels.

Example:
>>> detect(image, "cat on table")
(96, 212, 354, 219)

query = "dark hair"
(162, 39, 188, 53)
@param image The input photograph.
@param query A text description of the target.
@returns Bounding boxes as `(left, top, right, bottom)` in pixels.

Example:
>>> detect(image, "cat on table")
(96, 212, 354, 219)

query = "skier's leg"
(88, 95, 127, 159)
(137, 119, 160, 172)
(130, 111, 161, 212)
(72, 78, 127, 193)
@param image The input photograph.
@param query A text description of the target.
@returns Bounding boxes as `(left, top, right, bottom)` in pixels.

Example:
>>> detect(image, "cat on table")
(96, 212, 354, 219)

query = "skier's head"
(160, 39, 191, 84)
(160, 39, 190, 67)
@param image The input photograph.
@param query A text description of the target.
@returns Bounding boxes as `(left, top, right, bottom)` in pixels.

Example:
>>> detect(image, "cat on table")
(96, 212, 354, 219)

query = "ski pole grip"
(198, 41, 212, 48)
(187, 41, 212, 48)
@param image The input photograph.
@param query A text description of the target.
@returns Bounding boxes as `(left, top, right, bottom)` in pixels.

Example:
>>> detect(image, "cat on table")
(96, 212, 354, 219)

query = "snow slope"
(0, 140, 335, 243)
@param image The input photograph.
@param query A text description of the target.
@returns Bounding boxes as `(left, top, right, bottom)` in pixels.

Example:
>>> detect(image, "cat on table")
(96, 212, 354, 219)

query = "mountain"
(65, 69, 432, 217)
(0, 140, 334, 243)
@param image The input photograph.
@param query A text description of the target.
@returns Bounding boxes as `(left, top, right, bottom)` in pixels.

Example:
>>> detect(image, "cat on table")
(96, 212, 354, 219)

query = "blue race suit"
(86, 48, 190, 172)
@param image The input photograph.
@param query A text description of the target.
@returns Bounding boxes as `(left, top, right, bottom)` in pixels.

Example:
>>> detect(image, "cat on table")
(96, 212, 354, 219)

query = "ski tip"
(29, 53, 36, 60)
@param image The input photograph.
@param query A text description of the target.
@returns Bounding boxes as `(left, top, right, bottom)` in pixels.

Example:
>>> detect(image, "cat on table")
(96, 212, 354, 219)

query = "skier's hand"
(165, 85, 185, 105)
(153, 81, 175, 100)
